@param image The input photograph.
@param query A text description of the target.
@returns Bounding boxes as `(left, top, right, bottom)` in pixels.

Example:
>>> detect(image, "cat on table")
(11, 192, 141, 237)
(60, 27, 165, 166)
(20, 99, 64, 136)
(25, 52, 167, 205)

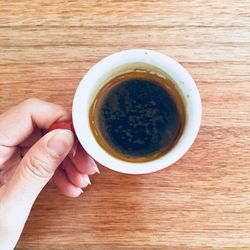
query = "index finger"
(0, 98, 71, 161)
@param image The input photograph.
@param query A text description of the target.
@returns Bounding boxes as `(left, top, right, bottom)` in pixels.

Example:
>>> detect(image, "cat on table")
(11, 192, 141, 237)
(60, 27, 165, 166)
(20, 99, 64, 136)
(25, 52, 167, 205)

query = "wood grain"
(0, 1, 250, 249)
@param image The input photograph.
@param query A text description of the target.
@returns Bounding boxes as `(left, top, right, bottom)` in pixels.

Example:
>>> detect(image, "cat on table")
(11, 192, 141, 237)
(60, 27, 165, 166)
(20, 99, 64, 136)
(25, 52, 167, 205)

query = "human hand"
(0, 99, 99, 250)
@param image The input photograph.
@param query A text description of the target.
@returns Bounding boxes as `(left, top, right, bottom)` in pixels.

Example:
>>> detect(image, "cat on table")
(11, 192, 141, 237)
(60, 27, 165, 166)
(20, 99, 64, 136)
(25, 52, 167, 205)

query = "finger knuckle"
(25, 154, 54, 179)
(22, 98, 40, 108)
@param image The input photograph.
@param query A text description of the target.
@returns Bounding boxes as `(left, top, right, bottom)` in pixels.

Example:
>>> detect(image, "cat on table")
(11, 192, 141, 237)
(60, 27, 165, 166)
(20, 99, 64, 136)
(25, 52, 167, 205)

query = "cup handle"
(48, 120, 75, 133)
(48, 120, 78, 157)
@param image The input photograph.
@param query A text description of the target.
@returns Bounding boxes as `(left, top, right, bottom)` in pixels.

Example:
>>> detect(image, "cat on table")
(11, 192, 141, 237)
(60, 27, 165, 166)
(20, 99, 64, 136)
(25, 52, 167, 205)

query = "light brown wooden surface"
(0, 1, 250, 249)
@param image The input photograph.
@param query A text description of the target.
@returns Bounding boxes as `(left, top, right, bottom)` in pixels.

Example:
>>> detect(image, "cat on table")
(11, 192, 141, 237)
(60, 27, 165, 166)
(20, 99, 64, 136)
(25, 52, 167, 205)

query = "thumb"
(10, 129, 74, 200)
(0, 129, 74, 250)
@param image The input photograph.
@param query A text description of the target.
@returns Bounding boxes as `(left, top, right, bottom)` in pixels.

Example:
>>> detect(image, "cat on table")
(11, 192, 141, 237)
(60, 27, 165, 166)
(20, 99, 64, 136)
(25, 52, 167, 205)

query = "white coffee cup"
(72, 49, 202, 174)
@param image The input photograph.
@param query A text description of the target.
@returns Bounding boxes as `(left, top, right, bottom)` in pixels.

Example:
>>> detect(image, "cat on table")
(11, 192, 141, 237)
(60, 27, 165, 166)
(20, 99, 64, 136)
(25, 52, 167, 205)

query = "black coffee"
(89, 71, 185, 162)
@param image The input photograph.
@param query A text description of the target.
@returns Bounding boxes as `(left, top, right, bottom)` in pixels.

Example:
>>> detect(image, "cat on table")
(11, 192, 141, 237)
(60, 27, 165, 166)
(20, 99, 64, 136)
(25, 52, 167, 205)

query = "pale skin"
(0, 99, 99, 250)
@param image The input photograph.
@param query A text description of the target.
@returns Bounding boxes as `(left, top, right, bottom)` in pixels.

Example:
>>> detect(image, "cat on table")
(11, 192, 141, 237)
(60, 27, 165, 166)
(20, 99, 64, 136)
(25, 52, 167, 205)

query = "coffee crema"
(89, 71, 185, 162)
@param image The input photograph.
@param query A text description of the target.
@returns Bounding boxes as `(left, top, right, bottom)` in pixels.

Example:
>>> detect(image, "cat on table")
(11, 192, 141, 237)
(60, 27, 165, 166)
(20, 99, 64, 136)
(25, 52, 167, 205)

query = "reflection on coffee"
(89, 71, 185, 162)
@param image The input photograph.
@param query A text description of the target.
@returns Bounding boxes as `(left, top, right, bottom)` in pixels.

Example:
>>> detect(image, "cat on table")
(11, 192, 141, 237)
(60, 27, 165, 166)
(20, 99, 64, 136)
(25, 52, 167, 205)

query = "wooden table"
(0, 1, 250, 249)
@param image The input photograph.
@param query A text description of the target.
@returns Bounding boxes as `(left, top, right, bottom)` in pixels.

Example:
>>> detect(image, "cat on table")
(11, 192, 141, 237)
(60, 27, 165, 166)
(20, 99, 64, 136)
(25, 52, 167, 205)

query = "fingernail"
(90, 159, 100, 174)
(47, 130, 74, 157)
(82, 175, 91, 185)
(77, 187, 84, 195)
(94, 164, 100, 174)
(72, 140, 78, 157)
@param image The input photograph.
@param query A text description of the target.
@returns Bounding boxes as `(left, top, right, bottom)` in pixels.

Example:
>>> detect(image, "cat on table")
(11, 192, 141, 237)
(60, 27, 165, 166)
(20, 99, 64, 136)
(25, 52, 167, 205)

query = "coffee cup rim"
(72, 49, 202, 174)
